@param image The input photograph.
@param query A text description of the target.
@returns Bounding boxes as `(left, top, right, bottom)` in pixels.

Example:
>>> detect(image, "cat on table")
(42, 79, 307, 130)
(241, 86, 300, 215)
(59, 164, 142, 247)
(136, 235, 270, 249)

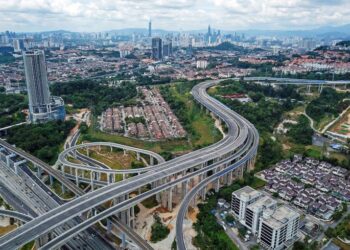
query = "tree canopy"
(51, 79, 137, 114)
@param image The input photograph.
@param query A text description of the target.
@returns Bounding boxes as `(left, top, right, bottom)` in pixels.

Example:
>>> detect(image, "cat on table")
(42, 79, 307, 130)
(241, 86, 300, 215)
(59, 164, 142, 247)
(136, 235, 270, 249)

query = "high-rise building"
(148, 20, 152, 37)
(232, 186, 300, 250)
(231, 186, 263, 222)
(13, 39, 25, 52)
(162, 40, 172, 57)
(151, 37, 162, 60)
(196, 60, 208, 69)
(23, 50, 65, 123)
(258, 206, 300, 250)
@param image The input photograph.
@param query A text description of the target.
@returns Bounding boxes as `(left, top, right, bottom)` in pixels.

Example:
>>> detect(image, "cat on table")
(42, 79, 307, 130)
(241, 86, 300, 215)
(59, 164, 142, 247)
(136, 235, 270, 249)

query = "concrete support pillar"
(49, 175, 54, 186)
(138, 173, 142, 195)
(75, 168, 79, 186)
(191, 194, 196, 208)
(108, 173, 111, 185)
(107, 219, 112, 234)
(37, 166, 42, 178)
(175, 183, 179, 194)
(318, 84, 323, 93)
(13, 165, 18, 175)
(92, 208, 97, 216)
(13, 160, 25, 174)
(201, 186, 207, 200)
(124, 150, 127, 156)
(182, 180, 188, 199)
(154, 180, 161, 202)
(161, 190, 167, 209)
(228, 171, 233, 186)
(90, 171, 94, 191)
(223, 172, 228, 186)
(127, 207, 131, 227)
(150, 156, 154, 166)
(212, 167, 220, 192)
(168, 188, 173, 211)
(190, 169, 195, 188)
(5, 153, 15, 168)
(121, 233, 126, 249)
(137, 152, 140, 161)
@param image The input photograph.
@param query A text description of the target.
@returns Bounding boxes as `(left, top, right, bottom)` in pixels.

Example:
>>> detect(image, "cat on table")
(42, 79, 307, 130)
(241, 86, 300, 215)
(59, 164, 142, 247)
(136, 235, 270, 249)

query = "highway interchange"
(0, 79, 259, 249)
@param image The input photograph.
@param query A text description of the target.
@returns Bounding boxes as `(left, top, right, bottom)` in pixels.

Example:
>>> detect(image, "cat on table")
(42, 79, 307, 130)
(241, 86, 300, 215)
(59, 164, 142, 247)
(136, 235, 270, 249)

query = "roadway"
(0, 209, 32, 223)
(0, 79, 258, 249)
(244, 77, 350, 85)
(0, 122, 28, 132)
(59, 141, 165, 174)
(66, 130, 154, 250)
(0, 159, 113, 250)
(175, 80, 258, 250)
(0, 139, 83, 196)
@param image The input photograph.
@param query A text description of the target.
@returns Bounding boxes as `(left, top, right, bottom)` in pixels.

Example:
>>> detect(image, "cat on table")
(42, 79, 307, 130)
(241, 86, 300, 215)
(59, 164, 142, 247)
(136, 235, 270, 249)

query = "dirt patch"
(0, 225, 17, 236)
(155, 207, 170, 213)
(167, 224, 174, 231)
(330, 108, 350, 137)
(88, 148, 136, 170)
(163, 216, 173, 223)
(188, 207, 199, 223)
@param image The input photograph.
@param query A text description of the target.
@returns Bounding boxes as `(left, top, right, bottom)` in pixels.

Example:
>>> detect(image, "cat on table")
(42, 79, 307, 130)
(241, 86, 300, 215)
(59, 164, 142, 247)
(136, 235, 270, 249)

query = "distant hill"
(7, 23, 350, 40)
(336, 41, 350, 47)
(208, 42, 245, 52)
(239, 24, 350, 39)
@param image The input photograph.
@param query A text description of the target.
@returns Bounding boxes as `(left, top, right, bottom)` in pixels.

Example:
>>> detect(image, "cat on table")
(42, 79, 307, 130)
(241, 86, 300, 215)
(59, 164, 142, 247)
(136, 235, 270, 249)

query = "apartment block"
(231, 186, 277, 235)
(258, 206, 300, 250)
(232, 186, 300, 249)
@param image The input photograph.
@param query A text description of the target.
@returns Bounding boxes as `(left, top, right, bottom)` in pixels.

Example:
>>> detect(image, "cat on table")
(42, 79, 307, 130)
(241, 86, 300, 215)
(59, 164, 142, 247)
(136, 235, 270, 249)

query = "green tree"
(150, 214, 170, 243)
(225, 214, 235, 224)
(288, 115, 314, 145)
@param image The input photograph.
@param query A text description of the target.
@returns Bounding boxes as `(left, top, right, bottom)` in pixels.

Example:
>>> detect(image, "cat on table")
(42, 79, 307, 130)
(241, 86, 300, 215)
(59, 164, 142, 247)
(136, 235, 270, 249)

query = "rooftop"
(233, 186, 260, 199)
(262, 205, 300, 229)
(247, 195, 276, 211)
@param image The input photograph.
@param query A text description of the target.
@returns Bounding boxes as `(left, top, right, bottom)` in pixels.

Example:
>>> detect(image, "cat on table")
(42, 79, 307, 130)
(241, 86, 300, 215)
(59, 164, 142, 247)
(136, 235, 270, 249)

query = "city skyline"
(1, 0, 350, 32)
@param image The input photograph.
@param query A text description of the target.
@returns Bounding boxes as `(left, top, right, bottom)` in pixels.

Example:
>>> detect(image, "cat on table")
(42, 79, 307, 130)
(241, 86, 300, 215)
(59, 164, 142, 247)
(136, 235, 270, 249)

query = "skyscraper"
(207, 25, 212, 44)
(23, 50, 51, 111)
(13, 39, 25, 52)
(163, 40, 172, 57)
(152, 37, 162, 60)
(148, 20, 152, 37)
(23, 50, 65, 123)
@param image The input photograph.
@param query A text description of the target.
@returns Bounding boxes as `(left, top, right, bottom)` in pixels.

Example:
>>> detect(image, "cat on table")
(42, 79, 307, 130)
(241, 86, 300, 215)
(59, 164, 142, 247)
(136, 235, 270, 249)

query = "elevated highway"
(0, 79, 259, 249)
(244, 77, 350, 85)
(0, 209, 32, 223)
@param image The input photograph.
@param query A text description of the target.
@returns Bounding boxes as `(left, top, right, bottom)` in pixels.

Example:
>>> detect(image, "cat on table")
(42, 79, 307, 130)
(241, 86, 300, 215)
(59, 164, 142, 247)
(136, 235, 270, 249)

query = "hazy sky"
(1, 0, 350, 32)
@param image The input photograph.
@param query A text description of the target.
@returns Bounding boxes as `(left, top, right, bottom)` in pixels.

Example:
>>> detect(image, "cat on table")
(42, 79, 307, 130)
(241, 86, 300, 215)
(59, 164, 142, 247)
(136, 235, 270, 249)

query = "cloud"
(0, 0, 349, 32)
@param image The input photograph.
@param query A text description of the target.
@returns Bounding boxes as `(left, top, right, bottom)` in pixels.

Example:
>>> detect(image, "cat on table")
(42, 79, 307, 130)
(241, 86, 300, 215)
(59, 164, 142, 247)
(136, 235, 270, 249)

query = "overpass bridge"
(244, 77, 350, 93)
(0, 79, 259, 249)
